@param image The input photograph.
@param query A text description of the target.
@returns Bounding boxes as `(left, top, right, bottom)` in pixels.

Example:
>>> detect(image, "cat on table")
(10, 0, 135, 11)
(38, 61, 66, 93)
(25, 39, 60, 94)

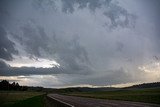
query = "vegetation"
(125, 82, 160, 89)
(0, 91, 44, 107)
(11, 95, 44, 107)
(0, 80, 160, 106)
(66, 88, 160, 104)
(0, 80, 28, 91)
(0, 80, 44, 91)
(49, 82, 160, 94)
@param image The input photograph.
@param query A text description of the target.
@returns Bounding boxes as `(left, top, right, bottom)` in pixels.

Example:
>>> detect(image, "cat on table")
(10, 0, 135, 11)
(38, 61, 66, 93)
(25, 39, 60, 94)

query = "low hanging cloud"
(0, 59, 90, 76)
(11, 23, 92, 75)
(0, 27, 18, 61)
(0, 0, 160, 87)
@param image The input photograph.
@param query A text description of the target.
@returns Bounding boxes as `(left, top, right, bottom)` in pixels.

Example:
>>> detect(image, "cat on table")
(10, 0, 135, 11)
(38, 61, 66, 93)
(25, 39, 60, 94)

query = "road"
(47, 94, 160, 107)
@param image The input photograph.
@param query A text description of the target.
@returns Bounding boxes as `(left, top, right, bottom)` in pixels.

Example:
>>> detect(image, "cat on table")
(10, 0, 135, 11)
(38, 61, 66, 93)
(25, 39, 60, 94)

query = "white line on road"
(47, 95, 75, 107)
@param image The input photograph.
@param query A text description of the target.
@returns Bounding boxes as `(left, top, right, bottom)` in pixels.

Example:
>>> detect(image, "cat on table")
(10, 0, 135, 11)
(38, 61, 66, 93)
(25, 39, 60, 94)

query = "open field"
(0, 91, 44, 107)
(0, 87, 160, 107)
(11, 95, 44, 107)
(48, 94, 160, 107)
(66, 88, 160, 104)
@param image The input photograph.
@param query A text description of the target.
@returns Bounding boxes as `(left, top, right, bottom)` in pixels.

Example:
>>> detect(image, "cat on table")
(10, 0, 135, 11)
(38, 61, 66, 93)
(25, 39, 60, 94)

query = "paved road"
(48, 94, 160, 107)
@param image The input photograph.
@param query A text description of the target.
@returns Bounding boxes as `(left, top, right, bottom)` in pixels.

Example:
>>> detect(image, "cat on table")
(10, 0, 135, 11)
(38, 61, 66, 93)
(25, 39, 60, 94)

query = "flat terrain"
(48, 94, 160, 107)
(66, 88, 160, 104)
(1, 87, 160, 107)
(11, 95, 44, 107)
(0, 91, 44, 107)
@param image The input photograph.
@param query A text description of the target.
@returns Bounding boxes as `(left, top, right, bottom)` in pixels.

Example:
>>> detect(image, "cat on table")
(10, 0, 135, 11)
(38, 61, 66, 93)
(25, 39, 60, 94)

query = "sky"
(0, 0, 160, 88)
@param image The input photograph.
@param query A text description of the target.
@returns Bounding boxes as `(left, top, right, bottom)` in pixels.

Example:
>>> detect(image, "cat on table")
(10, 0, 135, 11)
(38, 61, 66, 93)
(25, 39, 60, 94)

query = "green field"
(0, 91, 44, 107)
(11, 95, 44, 107)
(66, 88, 160, 104)
(1, 88, 160, 106)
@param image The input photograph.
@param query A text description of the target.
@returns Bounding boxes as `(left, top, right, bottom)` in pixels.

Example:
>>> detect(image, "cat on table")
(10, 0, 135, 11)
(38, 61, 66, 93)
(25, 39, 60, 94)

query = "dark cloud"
(0, 66, 59, 76)
(55, 35, 91, 72)
(0, 60, 10, 69)
(62, 0, 136, 28)
(61, 0, 111, 13)
(33, 0, 136, 29)
(0, 59, 89, 76)
(116, 41, 124, 52)
(33, 0, 110, 13)
(0, 0, 159, 87)
(12, 23, 91, 75)
(0, 27, 18, 61)
(19, 24, 49, 57)
(103, 4, 136, 29)
(0, 0, 11, 25)
(144, 0, 160, 53)
(61, 0, 136, 28)
(67, 70, 127, 86)
(58, 67, 146, 86)
(32, 0, 56, 13)
(145, 0, 160, 30)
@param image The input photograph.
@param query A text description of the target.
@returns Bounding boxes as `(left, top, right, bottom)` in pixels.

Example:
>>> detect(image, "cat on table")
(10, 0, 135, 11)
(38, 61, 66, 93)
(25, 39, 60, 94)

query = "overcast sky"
(0, 0, 160, 88)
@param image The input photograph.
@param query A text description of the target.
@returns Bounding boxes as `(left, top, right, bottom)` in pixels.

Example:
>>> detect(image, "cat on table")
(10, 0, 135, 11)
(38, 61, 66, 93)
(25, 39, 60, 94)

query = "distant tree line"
(1, 80, 159, 92)
(126, 82, 160, 89)
(0, 80, 28, 91)
(0, 80, 45, 91)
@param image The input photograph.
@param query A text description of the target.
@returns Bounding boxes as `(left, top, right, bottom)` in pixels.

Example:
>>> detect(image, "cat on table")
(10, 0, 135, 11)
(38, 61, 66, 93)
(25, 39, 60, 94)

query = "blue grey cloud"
(0, 27, 18, 61)
(33, 0, 136, 29)
(0, 0, 160, 87)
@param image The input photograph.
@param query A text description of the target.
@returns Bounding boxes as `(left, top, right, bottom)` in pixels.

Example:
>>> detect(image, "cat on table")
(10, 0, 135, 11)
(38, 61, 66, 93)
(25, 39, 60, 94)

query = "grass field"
(1, 88, 160, 106)
(0, 91, 44, 107)
(66, 88, 160, 104)
(11, 95, 44, 107)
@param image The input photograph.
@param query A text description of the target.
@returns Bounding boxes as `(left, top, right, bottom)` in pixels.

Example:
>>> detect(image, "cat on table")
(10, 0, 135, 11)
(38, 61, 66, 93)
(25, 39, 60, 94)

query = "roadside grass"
(11, 95, 44, 107)
(0, 91, 44, 107)
(66, 88, 160, 104)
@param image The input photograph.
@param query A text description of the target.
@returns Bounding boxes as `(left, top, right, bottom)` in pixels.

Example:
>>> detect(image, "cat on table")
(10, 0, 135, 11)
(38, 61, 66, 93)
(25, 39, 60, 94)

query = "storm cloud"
(0, 0, 160, 87)
(0, 27, 18, 61)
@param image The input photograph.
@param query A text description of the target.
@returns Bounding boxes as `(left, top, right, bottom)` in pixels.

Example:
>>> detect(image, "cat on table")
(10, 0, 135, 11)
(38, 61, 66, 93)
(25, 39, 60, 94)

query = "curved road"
(48, 94, 160, 107)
